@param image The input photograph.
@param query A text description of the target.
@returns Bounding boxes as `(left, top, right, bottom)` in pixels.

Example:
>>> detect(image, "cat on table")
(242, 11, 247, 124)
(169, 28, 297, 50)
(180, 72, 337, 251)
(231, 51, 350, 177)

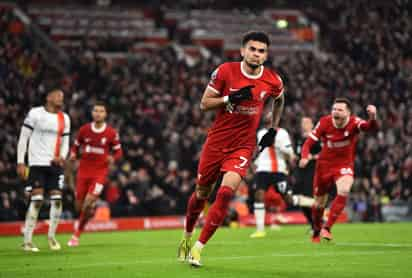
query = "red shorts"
(75, 176, 106, 201)
(313, 161, 354, 196)
(196, 143, 253, 186)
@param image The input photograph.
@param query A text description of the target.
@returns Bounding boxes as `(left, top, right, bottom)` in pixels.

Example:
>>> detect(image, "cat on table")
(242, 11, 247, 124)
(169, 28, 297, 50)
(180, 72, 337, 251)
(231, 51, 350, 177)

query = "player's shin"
(325, 195, 347, 230)
(48, 195, 62, 239)
(24, 195, 43, 244)
(198, 186, 234, 245)
(312, 204, 324, 234)
(185, 191, 207, 238)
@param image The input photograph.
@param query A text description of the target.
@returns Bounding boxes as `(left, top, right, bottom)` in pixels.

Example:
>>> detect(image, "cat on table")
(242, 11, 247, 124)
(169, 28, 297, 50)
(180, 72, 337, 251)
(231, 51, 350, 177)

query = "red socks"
(325, 195, 347, 230)
(185, 192, 207, 233)
(312, 205, 324, 233)
(74, 207, 95, 238)
(198, 186, 234, 244)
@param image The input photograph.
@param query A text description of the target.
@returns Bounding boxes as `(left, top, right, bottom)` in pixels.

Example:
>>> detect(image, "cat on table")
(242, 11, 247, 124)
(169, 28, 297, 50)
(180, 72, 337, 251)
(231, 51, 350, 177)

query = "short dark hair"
(333, 97, 352, 112)
(242, 31, 270, 47)
(93, 101, 107, 110)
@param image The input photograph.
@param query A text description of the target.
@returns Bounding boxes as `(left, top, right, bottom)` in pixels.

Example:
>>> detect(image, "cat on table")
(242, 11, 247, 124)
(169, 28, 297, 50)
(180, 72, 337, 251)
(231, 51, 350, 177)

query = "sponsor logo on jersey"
(327, 139, 350, 148)
(85, 145, 105, 154)
(234, 105, 258, 115)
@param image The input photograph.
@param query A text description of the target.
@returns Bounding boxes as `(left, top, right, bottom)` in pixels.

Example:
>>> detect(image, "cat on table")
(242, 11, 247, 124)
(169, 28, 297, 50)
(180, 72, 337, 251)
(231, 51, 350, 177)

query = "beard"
(245, 60, 261, 69)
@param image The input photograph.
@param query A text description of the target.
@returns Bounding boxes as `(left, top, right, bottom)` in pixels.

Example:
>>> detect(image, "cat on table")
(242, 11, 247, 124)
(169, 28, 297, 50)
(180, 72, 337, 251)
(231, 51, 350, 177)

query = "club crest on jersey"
(101, 137, 107, 145)
(260, 91, 267, 100)
(344, 131, 349, 137)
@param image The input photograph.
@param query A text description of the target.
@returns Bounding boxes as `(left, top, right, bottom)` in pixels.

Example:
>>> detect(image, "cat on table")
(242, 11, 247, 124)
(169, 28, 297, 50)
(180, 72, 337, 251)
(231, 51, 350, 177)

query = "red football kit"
(301, 115, 377, 196)
(196, 61, 284, 186)
(71, 122, 122, 200)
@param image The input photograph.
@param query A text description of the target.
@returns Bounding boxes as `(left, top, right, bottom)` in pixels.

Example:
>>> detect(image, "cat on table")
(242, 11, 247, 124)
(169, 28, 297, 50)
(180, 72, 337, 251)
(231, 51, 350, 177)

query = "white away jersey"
(254, 128, 294, 174)
(17, 106, 70, 166)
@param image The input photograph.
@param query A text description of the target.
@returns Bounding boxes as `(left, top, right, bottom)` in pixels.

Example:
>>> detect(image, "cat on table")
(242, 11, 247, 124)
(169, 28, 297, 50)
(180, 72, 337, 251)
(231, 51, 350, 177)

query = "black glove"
(258, 128, 277, 152)
(228, 85, 254, 104)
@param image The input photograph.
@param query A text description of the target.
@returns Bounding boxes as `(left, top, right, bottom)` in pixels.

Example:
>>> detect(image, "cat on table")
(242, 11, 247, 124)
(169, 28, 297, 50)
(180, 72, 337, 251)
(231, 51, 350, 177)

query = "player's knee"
(195, 185, 212, 200)
(31, 194, 44, 209)
(337, 188, 350, 196)
(254, 189, 265, 202)
(51, 198, 62, 208)
(314, 197, 327, 208)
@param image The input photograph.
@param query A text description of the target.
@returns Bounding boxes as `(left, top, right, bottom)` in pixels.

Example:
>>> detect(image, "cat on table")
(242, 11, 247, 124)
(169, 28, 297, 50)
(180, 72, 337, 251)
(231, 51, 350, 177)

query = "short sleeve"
(23, 109, 37, 130)
(310, 119, 324, 141)
(63, 114, 71, 136)
(270, 73, 284, 99)
(277, 129, 292, 151)
(111, 130, 121, 150)
(207, 64, 229, 96)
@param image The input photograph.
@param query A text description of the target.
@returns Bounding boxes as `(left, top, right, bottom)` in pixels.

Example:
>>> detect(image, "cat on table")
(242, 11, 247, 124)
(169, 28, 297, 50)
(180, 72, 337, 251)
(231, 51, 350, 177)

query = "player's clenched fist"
(258, 127, 277, 152)
(366, 105, 377, 120)
(224, 85, 254, 105)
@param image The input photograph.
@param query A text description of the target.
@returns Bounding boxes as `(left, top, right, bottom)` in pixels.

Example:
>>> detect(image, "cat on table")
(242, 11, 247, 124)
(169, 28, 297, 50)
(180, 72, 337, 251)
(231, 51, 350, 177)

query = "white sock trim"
(254, 202, 265, 232)
(24, 201, 41, 244)
(194, 241, 204, 250)
(48, 199, 62, 238)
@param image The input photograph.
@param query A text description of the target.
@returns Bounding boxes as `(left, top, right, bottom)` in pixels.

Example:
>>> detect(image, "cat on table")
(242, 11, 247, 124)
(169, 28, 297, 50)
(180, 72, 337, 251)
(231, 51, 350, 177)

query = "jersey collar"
(91, 122, 107, 133)
(240, 61, 264, 79)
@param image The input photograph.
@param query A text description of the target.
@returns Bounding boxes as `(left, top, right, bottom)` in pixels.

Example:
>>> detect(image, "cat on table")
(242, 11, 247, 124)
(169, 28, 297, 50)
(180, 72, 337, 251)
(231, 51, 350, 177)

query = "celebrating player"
(177, 31, 285, 267)
(299, 98, 378, 242)
(17, 88, 70, 252)
(67, 101, 122, 247)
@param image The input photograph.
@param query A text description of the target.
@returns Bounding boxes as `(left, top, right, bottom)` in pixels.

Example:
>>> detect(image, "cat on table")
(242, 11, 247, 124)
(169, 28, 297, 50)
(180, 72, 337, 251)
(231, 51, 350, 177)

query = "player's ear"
(240, 47, 245, 58)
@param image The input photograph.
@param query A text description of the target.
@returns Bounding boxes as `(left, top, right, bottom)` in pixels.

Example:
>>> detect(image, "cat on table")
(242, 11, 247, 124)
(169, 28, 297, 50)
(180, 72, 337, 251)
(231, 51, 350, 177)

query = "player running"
(67, 101, 122, 247)
(17, 88, 70, 252)
(299, 98, 378, 243)
(177, 31, 285, 267)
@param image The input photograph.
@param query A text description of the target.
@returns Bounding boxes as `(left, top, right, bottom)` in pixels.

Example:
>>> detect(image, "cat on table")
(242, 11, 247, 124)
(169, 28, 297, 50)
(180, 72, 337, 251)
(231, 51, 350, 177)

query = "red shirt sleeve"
(270, 73, 284, 99)
(111, 129, 122, 161)
(355, 117, 378, 132)
(301, 136, 317, 160)
(207, 63, 229, 96)
(70, 127, 83, 157)
(309, 118, 324, 142)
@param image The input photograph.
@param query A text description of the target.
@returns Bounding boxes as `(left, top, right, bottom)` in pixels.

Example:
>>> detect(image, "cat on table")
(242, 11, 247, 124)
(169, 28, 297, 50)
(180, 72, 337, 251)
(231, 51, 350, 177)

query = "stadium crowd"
(0, 1, 411, 222)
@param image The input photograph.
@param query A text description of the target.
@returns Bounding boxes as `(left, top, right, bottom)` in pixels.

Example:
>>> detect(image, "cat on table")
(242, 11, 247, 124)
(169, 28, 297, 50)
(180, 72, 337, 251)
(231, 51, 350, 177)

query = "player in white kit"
(17, 89, 70, 252)
(250, 114, 313, 238)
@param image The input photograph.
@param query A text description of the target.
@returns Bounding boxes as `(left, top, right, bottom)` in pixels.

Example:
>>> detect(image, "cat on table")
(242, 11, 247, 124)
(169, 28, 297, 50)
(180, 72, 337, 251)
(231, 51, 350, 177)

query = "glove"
(226, 85, 254, 104)
(258, 128, 277, 152)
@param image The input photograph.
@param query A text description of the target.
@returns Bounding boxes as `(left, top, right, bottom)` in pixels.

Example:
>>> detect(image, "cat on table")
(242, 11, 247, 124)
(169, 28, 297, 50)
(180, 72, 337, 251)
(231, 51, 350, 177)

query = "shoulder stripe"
(207, 85, 221, 95)
(23, 124, 34, 130)
(309, 133, 319, 141)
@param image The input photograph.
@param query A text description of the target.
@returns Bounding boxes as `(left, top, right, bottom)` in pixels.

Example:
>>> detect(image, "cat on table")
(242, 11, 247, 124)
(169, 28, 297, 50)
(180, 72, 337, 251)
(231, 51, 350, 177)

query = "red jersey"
(71, 122, 122, 178)
(302, 115, 377, 166)
(206, 61, 284, 150)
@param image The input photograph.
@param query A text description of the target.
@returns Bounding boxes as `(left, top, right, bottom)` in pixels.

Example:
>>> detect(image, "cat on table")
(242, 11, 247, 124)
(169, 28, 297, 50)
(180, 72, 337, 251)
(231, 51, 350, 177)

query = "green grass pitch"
(0, 223, 411, 278)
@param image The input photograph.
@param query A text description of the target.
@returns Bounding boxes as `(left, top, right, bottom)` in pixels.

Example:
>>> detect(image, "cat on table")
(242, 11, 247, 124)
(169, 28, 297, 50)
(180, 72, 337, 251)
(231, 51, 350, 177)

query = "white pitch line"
(1, 250, 407, 272)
